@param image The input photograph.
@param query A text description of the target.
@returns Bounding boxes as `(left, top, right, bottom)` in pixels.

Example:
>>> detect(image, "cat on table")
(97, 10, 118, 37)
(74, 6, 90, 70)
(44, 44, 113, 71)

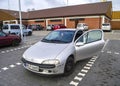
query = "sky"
(0, 0, 120, 11)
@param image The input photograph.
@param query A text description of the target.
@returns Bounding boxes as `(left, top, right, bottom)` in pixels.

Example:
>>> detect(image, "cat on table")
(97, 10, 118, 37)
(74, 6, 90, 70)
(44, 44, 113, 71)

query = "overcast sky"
(0, 0, 120, 11)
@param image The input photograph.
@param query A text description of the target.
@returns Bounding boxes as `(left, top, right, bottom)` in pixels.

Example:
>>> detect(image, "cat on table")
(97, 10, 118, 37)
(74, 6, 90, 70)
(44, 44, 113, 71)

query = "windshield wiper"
(50, 39, 70, 43)
(42, 39, 69, 43)
(41, 39, 51, 42)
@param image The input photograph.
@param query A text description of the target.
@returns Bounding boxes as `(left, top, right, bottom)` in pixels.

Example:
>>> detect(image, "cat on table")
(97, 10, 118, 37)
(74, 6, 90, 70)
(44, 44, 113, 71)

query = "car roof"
(55, 28, 77, 31)
(3, 24, 20, 25)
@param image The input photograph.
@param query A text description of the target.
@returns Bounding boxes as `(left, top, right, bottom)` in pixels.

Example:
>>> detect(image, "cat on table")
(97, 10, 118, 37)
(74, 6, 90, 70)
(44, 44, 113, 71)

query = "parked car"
(46, 24, 54, 31)
(21, 29, 105, 75)
(101, 23, 111, 31)
(2, 24, 32, 36)
(0, 31, 21, 47)
(27, 24, 44, 31)
(77, 23, 88, 31)
(52, 24, 66, 30)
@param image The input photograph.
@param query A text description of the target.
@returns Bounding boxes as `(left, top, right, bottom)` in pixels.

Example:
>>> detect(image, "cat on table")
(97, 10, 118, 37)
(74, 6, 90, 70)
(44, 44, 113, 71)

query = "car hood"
(23, 41, 69, 63)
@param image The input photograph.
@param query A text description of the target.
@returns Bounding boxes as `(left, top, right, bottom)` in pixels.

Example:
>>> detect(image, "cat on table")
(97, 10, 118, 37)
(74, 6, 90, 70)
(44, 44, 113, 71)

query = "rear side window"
(11, 25, 20, 29)
(76, 30, 102, 44)
(2, 25, 8, 30)
(87, 30, 102, 43)
(102, 24, 110, 26)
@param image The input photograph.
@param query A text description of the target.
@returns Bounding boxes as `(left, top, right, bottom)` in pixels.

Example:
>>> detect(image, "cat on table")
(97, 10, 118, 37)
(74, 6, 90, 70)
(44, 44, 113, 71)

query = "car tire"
(64, 56, 74, 76)
(28, 31, 32, 36)
(12, 39, 19, 46)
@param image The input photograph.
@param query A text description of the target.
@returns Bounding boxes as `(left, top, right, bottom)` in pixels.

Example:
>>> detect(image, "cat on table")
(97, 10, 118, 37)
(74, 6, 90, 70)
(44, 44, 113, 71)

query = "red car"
(52, 24, 66, 30)
(0, 31, 21, 47)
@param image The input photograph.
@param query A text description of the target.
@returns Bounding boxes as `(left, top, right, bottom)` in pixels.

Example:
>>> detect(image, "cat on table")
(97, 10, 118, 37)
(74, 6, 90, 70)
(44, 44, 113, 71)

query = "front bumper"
(21, 58, 64, 75)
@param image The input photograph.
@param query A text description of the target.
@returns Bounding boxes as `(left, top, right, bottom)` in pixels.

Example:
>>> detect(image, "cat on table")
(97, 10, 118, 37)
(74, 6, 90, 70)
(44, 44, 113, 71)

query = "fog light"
(48, 70, 52, 73)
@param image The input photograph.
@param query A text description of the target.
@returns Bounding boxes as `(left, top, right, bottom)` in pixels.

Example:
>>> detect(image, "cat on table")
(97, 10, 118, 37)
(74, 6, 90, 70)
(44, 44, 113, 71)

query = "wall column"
(45, 19, 48, 27)
(64, 18, 67, 26)
(102, 16, 105, 24)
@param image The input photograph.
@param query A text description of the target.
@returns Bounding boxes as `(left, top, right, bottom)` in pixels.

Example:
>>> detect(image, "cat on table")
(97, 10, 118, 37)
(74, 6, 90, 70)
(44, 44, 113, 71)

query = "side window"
(22, 25, 26, 29)
(74, 30, 83, 41)
(0, 32, 6, 37)
(11, 25, 20, 29)
(2, 25, 8, 30)
(76, 33, 88, 44)
(76, 30, 102, 44)
(87, 30, 102, 43)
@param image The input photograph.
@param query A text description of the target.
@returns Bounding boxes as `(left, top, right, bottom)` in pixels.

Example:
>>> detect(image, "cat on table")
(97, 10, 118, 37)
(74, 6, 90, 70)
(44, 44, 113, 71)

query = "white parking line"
(9, 65, 16, 68)
(0, 45, 32, 54)
(86, 63, 93, 67)
(6, 50, 10, 52)
(2, 67, 9, 71)
(70, 56, 98, 86)
(74, 76, 83, 81)
(10, 49, 14, 51)
(114, 52, 119, 55)
(81, 69, 88, 73)
(83, 66, 91, 70)
(102, 39, 109, 50)
(16, 62, 22, 65)
(70, 81, 79, 86)
(0, 62, 22, 73)
(88, 61, 94, 64)
(101, 51, 104, 53)
(1, 51, 5, 53)
(78, 72, 85, 77)
(107, 51, 112, 54)
(90, 59, 96, 62)
(17, 48, 21, 50)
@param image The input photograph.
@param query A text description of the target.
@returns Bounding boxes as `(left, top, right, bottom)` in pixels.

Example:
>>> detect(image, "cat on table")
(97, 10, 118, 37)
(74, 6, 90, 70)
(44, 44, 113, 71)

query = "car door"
(0, 32, 10, 46)
(75, 30, 105, 61)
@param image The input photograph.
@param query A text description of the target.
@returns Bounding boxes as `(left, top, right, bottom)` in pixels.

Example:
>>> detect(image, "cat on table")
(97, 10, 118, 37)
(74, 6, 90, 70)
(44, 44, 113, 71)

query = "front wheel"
(64, 56, 74, 76)
(12, 39, 20, 46)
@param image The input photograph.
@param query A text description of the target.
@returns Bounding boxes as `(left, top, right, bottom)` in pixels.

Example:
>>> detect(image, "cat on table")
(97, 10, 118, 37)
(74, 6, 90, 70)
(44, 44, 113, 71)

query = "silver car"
(22, 29, 105, 75)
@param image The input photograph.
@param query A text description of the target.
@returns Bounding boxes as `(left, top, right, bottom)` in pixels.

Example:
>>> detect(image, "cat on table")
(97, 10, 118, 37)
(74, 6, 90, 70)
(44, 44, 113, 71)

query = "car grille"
(21, 58, 55, 69)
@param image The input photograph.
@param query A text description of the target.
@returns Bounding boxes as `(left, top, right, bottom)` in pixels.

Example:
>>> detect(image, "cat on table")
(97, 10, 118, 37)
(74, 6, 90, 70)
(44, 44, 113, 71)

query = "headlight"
(42, 59, 60, 65)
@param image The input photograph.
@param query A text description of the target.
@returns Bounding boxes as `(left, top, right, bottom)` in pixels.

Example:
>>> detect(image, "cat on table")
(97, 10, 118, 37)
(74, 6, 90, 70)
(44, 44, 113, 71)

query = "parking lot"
(0, 30, 120, 86)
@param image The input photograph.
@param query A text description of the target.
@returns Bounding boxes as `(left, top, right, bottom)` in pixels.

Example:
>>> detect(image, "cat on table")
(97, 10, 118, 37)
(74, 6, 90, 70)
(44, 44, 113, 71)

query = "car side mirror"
(76, 42, 84, 47)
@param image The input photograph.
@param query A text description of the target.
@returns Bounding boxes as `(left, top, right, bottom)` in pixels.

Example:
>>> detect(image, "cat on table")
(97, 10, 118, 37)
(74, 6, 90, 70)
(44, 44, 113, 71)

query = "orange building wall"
(111, 21, 120, 30)
(85, 18, 101, 29)
(67, 18, 102, 29)
(67, 19, 75, 28)
(27, 17, 104, 30)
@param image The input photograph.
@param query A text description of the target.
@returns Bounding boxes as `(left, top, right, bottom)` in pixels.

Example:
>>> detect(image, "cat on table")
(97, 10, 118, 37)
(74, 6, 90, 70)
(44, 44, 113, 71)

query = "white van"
(101, 23, 111, 31)
(2, 24, 32, 36)
(76, 23, 88, 31)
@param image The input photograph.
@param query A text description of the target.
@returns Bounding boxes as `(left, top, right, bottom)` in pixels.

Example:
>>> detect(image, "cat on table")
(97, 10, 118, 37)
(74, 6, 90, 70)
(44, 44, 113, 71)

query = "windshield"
(102, 24, 110, 26)
(42, 30, 75, 43)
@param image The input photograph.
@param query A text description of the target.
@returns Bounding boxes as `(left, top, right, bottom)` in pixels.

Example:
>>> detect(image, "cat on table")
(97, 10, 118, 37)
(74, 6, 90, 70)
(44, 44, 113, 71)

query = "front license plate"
(26, 64, 39, 71)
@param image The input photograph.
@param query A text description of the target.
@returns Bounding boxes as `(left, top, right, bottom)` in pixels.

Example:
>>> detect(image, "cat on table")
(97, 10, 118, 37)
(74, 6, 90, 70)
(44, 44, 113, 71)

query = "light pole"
(8, 0, 10, 10)
(67, 0, 68, 6)
(18, 0, 23, 41)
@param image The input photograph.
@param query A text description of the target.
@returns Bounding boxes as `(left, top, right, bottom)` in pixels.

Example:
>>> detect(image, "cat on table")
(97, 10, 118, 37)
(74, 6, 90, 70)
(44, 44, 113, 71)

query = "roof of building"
(0, 10, 16, 21)
(0, 9, 28, 20)
(28, 1, 112, 19)
(0, 1, 112, 20)
(112, 11, 120, 19)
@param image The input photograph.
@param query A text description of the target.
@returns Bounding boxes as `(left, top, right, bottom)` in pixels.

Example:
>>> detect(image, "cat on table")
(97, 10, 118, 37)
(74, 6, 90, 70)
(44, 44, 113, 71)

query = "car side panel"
(75, 30, 105, 61)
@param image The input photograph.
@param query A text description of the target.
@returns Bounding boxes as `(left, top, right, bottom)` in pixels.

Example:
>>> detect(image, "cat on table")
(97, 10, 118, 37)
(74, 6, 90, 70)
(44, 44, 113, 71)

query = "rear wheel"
(28, 31, 32, 36)
(64, 56, 74, 76)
